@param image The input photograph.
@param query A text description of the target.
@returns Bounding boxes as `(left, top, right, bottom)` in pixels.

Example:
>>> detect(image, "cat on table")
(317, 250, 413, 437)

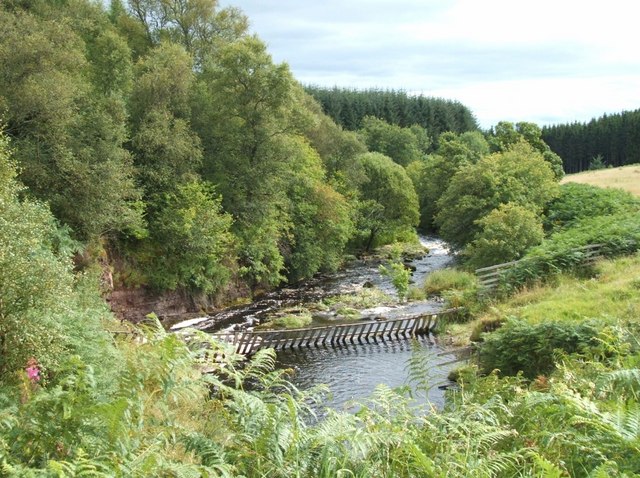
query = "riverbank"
(444, 251, 640, 352)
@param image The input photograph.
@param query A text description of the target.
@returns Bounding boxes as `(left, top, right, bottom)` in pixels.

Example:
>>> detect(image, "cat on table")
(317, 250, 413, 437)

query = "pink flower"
(26, 365, 40, 382)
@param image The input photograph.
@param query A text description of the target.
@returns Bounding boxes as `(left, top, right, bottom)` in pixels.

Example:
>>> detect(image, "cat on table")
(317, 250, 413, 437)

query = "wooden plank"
(236, 332, 249, 354)
(306, 328, 321, 347)
(347, 324, 358, 344)
(369, 321, 384, 342)
(291, 329, 306, 348)
(363, 322, 377, 341)
(314, 328, 327, 346)
(477, 269, 510, 279)
(385, 320, 398, 339)
(402, 320, 412, 336)
(475, 259, 521, 274)
(327, 323, 341, 344)
(204, 308, 467, 354)
(335, 324, 350, 344)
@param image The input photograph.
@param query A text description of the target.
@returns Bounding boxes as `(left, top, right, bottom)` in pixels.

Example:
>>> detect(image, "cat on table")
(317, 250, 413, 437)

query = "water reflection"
(276, 337, 456, 413)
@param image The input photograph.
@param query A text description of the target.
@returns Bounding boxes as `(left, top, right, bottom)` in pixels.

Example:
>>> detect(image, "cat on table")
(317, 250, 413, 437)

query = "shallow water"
(175, 237, 458, 410)
(276, 336, 457, 413)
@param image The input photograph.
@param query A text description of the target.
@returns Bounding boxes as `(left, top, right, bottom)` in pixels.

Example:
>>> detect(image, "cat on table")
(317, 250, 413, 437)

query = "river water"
(176, 237, 458, 410)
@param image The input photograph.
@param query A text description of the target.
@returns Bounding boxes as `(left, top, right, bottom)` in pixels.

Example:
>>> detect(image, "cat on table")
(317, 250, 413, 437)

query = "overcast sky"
(219, 0, 640, 128)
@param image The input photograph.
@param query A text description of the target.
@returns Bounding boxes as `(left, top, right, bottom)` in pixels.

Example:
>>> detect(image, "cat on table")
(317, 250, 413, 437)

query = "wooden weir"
(209, 310, 453, 355)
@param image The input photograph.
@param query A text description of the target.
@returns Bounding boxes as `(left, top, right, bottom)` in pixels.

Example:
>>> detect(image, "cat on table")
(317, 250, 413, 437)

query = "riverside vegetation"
(2, 0, 640, 475)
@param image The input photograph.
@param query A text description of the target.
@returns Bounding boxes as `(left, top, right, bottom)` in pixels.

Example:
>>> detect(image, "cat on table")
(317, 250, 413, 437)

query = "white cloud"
(221, 0, 640, 128)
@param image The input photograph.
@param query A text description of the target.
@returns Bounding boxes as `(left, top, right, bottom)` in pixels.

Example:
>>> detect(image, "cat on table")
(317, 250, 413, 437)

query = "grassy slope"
(478, 252, 640, 328)
(561, 164, 640, 196)
(443, 253, 640, 346)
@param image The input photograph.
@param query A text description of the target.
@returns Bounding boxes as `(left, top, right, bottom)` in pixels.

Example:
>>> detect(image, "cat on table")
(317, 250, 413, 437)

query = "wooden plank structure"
(476, 243, 604, 293)
(209, 310, 455, 355)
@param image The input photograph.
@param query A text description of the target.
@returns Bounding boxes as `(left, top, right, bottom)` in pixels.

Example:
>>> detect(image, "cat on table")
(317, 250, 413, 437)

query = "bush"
(479, 319, 600, 378)
(464, 202, 544, 269)
(379, 262, 411, 300)
(267, 313, 313, 329)
(544, 183, 640, 232)
(142, 180, 235, 294)
(424, 268, 478, 295)
(0, 134, 120, 385)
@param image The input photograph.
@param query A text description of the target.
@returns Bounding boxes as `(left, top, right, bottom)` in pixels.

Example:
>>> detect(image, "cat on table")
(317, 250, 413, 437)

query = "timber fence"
(475, 243, 604, 294)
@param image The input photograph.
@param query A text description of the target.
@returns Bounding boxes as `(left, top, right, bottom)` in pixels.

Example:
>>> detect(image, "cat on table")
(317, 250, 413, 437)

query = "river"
(174, 237, 458, 410)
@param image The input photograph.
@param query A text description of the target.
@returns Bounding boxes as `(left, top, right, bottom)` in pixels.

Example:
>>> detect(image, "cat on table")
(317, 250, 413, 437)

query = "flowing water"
(174, 237, 459, 410)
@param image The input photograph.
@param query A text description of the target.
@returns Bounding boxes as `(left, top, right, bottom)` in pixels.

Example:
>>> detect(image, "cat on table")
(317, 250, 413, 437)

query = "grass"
(467, 252, 640, 340)
(256, 310, 313, 329)
(323, 287, 391, 310)
(561, 164, 640, 197)
(423, 268, 478, 295)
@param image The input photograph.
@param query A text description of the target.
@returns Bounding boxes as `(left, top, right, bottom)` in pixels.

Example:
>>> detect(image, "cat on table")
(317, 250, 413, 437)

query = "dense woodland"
(2, 0, 640, 475)
(542, 109, 640, 173)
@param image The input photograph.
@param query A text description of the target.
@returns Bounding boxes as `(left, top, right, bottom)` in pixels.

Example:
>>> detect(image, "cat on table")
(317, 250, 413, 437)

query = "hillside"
(561, 164, 640, 197)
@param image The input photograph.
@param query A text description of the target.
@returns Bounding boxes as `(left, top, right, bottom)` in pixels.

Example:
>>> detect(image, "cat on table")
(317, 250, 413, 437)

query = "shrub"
(478, 319, 600, 378)
(258, 312, 313, 329)
(142, 180, 235, 294)
(0, 134, 120, 385)
(424, 268, 478, 295)
(503, 212, 640, 291)
(379, 262, 411, 300)
(544, 183, 640, 232)
(464, 203, 544, 269)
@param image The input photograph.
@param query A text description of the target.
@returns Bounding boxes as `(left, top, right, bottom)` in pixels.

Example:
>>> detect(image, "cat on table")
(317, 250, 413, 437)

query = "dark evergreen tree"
(542, 109, 640, 173)
(305, 86, 478, 147)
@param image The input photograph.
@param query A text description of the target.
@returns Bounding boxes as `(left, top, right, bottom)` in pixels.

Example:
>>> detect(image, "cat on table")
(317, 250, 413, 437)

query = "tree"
(194, 36, 310, 286)
(355, 152, 420, 251)
(436, 142, 558, 249)
(127, 0, 248, 64)
(464, 203, 545, 269)
(141, 180, 234, 293)
(358, 116, 426, 167)
(488, 121, 564, 179)
(282, 138, 354, 281)
(411, 131, 489, 231)
(0, 8, 144, 241)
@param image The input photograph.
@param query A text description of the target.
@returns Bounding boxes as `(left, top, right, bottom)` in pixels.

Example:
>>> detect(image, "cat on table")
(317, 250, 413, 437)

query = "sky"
(218, 0, 640, 129)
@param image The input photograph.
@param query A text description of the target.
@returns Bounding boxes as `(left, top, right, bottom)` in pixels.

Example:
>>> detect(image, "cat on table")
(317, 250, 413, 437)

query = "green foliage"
(0, 6, 145, 241)
(323, 287, 391, 310)
(358, 116, 427, 166)
(478, 319, 600, 378)
(423, 268, 480, 320)
(544, 182, 640, 232)
(543, 108, 640, 173)
(259, 312, 313, 330)
(354, 152, 419, 251)
(379, 262, 411, 300)
(465, 203, 545, 269)
(0, 133, 121, 384)
(305, 86, 479, 139)
(423, 268, 478, 296)
(488, 121, 564, 179)
(436, 142, 558, 249)
(589, 154, 607, 170)
(281, 137, 354, 282)
(141, 180, 234, 293)
(504, 212, 640, 291)
(408, 131, 489, 231)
